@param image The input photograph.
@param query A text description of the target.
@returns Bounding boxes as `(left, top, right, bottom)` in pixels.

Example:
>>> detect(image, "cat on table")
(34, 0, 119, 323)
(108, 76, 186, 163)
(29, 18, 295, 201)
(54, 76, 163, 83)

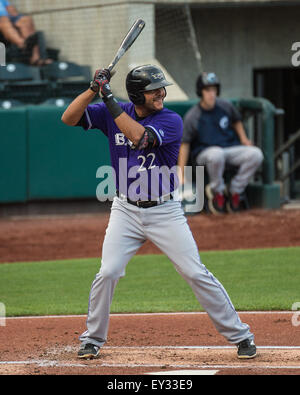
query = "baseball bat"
(107, 18, 145, 73)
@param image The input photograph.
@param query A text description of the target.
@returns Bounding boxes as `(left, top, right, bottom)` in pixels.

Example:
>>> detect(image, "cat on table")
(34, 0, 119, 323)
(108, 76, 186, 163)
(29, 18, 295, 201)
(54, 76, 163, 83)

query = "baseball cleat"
(237, 339, 257, 359)
(226, 191, 241, 213)
(78, 343, 100, 359)
(205, 184, 226, 214)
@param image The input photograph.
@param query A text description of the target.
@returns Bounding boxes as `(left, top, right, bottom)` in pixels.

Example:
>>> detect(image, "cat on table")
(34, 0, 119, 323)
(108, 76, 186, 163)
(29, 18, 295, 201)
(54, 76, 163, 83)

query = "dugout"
(254, 67, 300, 200)
(165, 97, 281, 211)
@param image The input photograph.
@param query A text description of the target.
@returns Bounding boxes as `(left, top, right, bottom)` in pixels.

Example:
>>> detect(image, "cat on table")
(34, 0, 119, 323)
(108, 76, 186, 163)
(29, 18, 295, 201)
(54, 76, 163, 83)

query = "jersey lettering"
(115, 133, 126, 145)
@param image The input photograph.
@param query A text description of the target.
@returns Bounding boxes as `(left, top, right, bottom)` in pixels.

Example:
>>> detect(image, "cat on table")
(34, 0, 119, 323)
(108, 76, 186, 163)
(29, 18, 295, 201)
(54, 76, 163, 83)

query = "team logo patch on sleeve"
(219, 116, 229, 129)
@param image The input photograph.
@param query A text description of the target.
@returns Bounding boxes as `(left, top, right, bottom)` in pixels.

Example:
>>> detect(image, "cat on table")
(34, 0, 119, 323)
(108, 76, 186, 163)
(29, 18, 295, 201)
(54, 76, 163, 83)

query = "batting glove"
(89, 68, 111, 94)
(90, 68, 123, 119)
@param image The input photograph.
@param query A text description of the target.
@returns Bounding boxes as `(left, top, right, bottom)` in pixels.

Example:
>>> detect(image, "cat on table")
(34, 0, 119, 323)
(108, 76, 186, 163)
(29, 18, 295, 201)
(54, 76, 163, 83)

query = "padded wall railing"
(0, 97, 280, 208)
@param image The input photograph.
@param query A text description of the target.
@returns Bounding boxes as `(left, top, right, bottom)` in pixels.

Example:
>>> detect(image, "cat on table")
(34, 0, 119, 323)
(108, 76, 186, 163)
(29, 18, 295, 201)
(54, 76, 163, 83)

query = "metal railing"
(274, 122, 300, 202)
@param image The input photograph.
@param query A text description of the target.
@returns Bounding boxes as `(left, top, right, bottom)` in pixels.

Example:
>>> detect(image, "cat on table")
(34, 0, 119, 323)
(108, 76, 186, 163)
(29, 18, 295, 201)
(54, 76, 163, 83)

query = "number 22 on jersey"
(137, 153, 156, 172)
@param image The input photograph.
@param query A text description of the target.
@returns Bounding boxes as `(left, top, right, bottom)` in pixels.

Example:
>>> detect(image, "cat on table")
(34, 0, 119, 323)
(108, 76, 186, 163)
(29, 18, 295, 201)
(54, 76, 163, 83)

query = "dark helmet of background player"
(196, 72, 221, 97)
(126, 64, 173, 105)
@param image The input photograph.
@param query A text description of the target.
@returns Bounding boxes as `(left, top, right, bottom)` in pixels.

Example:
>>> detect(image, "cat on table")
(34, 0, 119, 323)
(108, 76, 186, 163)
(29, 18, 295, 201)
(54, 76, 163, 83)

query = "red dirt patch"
(0, 208, 300, 263)
(1, 313, 300, 375)
(1, 207, 300, 375)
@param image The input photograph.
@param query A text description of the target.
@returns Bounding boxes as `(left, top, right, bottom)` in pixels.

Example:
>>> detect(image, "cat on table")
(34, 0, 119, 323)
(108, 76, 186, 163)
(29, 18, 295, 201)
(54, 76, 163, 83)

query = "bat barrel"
(107, 18, 145, 72)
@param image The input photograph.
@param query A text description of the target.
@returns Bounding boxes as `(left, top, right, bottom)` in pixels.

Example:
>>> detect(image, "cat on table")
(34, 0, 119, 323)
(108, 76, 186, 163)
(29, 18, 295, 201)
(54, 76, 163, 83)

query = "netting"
(0, 1, 203, 107)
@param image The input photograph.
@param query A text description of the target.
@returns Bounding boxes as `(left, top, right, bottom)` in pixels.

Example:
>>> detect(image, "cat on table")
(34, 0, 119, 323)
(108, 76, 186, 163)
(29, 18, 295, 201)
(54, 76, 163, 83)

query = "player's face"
(143, 87, 166, 113)
(201, 86, 217, 109)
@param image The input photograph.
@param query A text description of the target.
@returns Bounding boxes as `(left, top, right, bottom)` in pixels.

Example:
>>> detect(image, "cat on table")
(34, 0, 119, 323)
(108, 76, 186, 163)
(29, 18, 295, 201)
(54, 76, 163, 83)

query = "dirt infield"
(0, 207, 300, 375)
(1, 312, 300, 375)
(1, 208, 300, 263)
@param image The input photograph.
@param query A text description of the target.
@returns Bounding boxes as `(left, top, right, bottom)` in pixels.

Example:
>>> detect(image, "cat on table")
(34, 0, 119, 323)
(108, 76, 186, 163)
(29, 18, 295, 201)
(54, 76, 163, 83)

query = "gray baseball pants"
(196, 145, 264, 194)
(79, 197, 254, 348)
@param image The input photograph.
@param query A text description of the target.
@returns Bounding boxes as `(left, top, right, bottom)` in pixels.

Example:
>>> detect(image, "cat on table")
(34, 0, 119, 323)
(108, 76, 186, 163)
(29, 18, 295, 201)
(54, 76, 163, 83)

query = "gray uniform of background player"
(182, 98, 263, 195)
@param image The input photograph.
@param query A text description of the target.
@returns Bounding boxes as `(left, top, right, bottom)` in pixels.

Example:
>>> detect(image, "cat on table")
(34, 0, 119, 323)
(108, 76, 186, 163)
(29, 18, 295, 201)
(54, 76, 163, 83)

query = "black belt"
(116, 190, 173, 208)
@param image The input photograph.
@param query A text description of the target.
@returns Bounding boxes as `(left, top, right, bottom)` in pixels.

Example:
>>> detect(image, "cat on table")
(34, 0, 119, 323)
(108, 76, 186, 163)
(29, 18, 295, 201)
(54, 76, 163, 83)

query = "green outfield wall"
(27, 105, 110, 200)
(0, 104, 110, 203)
(0, 107, 28, 203)
(0, 99, 280, 208)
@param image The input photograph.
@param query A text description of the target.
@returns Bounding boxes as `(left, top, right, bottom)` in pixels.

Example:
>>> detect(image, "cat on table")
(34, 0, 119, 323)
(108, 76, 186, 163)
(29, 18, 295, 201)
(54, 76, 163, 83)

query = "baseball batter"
(61, 65, 257, 360)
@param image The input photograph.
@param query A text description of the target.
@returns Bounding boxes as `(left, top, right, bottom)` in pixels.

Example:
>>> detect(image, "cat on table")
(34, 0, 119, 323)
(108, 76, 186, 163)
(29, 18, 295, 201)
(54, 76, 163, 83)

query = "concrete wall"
(12, 0, 187, 99)
(156, 3, 300, 99)
(10, 1, 150, 98)
(191, 5, 299, 99)
(12, 1, 300, 100)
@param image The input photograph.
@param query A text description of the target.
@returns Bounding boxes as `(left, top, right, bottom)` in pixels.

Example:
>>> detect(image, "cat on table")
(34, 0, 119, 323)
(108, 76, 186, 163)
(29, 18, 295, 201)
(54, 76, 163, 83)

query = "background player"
(178, 72, 263, 214)
(61, 65, 257, 360)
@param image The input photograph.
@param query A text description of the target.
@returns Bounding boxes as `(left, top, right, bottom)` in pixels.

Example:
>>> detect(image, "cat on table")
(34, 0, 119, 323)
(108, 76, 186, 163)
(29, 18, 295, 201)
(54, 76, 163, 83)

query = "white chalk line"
(3, 313, 298, 372)
(1, 345, 300, 370)
(103, 345, 300, 349)
(5, 311, 296, 320)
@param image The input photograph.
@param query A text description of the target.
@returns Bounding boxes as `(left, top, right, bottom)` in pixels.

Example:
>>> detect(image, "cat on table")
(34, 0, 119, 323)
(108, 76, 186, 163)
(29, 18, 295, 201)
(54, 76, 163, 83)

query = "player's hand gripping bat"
(90, 18, 145, 93)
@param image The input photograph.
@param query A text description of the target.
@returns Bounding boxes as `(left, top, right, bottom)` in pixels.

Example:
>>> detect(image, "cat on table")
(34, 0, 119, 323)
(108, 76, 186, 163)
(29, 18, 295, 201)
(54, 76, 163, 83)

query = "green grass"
(0, 247, 299, 316)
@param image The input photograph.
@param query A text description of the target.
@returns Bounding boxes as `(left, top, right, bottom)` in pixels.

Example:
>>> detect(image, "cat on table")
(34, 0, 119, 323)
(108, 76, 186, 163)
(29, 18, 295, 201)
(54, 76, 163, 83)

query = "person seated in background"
(0, 0, 52, 65)
(177, 72, 263, 214)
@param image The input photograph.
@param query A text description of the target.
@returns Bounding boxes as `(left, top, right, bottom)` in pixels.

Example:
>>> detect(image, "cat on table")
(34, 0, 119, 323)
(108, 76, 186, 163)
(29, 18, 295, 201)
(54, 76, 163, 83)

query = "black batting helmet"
(196, 72, 221, 97)
(126, 64, 173, 105)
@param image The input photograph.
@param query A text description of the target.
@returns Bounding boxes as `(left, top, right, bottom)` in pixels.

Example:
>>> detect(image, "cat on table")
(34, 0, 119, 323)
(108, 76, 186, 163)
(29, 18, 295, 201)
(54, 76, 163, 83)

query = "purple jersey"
(78, 101, 183, 200)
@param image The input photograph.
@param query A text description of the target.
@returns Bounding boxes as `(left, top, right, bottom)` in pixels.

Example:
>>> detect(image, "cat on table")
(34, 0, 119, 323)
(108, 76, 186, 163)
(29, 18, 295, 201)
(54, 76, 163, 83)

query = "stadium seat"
(41, 61, 91, 80)
(40, 97, 73, 107)
(0, 99, 26, 109)
(0, 63, 50, 103)
(0, 62, 41, 81)
(41, 61, 91, 98)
